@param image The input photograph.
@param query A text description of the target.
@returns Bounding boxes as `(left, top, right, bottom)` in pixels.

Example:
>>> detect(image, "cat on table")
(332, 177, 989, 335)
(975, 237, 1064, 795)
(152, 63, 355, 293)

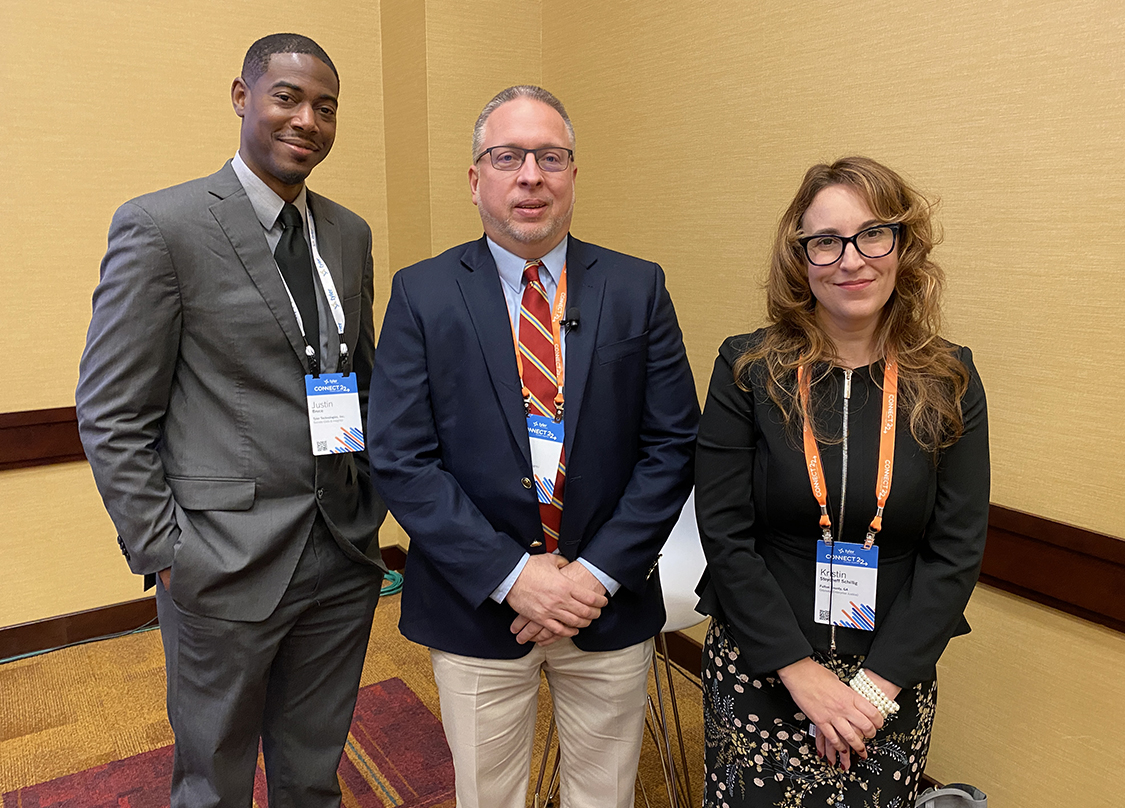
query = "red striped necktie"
(519, 260, 565, 552)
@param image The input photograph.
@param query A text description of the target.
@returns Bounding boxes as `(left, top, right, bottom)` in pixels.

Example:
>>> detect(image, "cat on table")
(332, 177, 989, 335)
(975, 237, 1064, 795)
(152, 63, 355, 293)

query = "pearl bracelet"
(849, 669, 900, 719)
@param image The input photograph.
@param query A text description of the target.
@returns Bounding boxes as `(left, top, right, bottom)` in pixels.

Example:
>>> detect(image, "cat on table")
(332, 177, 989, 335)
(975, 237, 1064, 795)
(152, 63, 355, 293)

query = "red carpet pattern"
(2, 678, 454, 808)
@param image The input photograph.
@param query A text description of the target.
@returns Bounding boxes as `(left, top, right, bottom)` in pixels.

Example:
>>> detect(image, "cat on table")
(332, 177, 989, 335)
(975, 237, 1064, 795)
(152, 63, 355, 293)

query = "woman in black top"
(695, 157, 989, 807)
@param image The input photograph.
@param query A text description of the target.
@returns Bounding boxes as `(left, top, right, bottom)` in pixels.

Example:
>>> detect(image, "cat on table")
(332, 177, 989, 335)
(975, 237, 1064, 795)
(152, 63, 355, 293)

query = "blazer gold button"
(316, 488, 325, 500)
(530, 540, 543, 548)
(521, 477, 532, 489)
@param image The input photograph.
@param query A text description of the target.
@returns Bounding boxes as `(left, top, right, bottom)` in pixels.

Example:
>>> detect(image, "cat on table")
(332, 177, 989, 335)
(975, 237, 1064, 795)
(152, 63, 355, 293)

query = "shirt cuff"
(490, 553, 531, 603)
(576, 558, 620, 595)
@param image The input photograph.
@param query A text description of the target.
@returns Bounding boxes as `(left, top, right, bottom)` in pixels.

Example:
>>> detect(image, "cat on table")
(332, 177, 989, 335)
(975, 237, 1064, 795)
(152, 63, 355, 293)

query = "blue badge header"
(305, 373, 359, 396)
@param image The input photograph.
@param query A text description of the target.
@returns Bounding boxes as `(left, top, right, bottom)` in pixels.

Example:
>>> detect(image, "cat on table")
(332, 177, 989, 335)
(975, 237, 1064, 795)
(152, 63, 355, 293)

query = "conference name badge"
(814, 541, 879, 631)
(305, 373, 365, 455)
(526, 415, 563, 505)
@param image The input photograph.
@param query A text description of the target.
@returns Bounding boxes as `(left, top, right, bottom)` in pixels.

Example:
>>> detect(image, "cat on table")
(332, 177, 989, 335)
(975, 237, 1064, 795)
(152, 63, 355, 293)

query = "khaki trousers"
(431, 638, 653, 808)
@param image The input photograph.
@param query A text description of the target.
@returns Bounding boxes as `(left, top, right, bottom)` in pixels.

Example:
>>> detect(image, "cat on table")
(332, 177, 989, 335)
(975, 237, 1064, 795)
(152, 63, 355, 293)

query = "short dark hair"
(241, 33, 338, 86)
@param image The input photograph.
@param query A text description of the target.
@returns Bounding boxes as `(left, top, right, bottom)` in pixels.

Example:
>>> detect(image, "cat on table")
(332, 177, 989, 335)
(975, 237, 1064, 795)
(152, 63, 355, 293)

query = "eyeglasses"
(797, 223, 901, 266)
(476, 146, 574, 172)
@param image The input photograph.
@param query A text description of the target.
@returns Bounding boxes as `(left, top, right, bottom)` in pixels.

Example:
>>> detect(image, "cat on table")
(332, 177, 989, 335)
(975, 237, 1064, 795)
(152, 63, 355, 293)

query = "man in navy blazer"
(368, 86, 698, 807)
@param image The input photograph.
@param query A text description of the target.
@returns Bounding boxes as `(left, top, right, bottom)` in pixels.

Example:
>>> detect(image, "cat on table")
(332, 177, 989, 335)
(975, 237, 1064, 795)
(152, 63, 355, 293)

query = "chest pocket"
(596, 331, 648, 365)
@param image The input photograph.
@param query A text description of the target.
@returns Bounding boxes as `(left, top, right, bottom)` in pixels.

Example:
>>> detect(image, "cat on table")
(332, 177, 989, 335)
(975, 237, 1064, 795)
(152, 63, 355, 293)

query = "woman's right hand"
(777, 657, 884, 770)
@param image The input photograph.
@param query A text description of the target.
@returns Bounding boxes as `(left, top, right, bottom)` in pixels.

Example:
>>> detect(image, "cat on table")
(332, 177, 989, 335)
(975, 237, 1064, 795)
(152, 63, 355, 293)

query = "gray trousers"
(155, 517, 382, 808)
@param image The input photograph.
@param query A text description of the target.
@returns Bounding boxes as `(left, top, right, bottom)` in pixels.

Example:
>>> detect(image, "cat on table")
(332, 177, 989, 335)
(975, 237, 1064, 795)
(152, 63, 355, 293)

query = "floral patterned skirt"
(702, 619, 936, 808)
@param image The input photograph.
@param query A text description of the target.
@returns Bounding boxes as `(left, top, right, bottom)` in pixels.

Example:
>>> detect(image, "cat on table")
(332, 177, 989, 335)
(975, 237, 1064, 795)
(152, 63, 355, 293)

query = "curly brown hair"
(733, 156, 969, 455)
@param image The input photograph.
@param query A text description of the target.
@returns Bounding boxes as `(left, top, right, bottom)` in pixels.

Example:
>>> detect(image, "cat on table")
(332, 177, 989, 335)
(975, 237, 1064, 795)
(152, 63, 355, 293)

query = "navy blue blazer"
(368, 235, 699, 658)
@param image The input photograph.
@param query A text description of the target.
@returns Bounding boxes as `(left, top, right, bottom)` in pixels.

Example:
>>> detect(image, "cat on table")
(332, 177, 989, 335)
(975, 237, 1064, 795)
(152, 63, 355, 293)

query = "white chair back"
(658, 489, 708, 633)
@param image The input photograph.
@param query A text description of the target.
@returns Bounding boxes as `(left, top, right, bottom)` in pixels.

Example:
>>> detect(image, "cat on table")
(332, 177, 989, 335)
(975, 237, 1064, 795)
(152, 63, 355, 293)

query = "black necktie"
(274, 203, 320, 353)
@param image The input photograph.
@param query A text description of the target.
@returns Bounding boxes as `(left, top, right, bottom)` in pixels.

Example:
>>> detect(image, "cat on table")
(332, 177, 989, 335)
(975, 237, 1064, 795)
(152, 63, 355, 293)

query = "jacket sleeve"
(695, 339, 815, 674)
(366, 270, 528, 607)
(75, 201, 182, 576)
(573, 264, 700, 593)
(863, 347, 990, 686)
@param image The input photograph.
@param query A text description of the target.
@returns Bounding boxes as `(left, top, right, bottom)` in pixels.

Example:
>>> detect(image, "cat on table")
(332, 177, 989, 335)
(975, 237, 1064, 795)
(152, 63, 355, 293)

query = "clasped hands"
(777, 657, 903, 772)
(506, 554, 608, 646)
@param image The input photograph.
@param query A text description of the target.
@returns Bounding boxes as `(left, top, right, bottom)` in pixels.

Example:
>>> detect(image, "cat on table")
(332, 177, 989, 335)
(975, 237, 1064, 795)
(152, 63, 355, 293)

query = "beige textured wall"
(422, 0, 542, 253)
(382, 0, 541, 270)
(0, 1, 388, 626)
(382, 0, 432, 277)
(0, 464, 137, 625)
(543, 0, 1125, 539)
(931, 585, 1125, 808)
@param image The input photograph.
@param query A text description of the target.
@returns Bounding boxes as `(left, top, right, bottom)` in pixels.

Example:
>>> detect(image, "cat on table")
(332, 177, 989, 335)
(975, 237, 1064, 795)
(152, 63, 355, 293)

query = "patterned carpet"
(1, 677, 454, 808)
(0, 594, 704, 807)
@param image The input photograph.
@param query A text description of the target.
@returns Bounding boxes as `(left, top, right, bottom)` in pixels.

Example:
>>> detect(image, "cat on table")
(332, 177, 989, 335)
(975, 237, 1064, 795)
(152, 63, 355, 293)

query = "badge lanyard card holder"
(798, 361, 898, 647)
(282, 209, 365, 456)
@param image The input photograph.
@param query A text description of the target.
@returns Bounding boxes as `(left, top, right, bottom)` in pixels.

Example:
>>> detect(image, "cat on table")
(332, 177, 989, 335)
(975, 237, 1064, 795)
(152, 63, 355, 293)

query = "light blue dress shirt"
(485, 236, 621, 603)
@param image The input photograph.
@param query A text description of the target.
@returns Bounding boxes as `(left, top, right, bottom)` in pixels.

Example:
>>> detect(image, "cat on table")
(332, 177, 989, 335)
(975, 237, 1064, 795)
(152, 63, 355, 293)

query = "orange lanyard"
(798, 360, 898, 549)
(509, 264, 567, 421)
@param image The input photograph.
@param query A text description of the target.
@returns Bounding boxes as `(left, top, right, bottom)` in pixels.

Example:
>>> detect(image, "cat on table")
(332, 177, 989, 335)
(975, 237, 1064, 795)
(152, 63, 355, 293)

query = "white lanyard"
(281, 206, 349, 368)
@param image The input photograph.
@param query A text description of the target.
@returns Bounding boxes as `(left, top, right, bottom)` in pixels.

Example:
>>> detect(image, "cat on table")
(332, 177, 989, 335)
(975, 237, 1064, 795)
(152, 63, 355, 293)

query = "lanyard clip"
(554, 403, 564, 423)
(864, 512, 883, 550)
(306, 344, 320, 377)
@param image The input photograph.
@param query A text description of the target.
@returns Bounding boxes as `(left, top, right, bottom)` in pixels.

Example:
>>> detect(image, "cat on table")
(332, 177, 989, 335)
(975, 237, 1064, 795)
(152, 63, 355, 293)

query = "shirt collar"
(232, 151, 308, 230)
(487, 235, 569, 295)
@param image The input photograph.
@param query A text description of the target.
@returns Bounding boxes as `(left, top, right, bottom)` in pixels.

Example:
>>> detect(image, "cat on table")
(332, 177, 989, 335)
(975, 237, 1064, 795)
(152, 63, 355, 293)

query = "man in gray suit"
(76, 33, 386, 808)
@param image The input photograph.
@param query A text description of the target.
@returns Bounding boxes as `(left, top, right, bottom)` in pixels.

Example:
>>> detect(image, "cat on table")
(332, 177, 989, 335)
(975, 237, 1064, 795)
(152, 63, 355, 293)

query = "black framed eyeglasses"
(797, 223, 902, 266)
(475, 146, 574, 172)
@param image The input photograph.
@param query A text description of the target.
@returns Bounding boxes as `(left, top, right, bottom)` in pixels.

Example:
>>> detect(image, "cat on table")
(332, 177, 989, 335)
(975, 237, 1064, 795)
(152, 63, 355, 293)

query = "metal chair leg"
(533, 716, 559, 808)
(545, 750, 561, 807)
(651, 648, 682, 807)
(645, 696, 678, 807)
(659, 632, 693, 804)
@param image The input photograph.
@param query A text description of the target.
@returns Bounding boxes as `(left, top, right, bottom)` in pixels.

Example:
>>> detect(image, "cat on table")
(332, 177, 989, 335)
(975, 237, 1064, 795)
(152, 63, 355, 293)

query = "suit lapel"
(206, 164, 308, 366)
(457, 238, 531, 466)
(561, 236, 604, 458)
(307, 192, 342, 370)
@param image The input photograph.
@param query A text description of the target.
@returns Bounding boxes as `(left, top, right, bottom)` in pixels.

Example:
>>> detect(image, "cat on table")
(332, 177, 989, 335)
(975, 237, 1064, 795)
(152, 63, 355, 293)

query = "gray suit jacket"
(77, 162, 386, 622)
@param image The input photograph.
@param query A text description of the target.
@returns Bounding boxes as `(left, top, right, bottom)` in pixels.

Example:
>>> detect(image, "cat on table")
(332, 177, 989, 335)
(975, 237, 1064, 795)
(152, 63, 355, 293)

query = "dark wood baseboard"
(660, 625, 704, 675)
(0, 596, 157, 661)
(0, 406, 85, 470)
(982, 505, 1125, 633)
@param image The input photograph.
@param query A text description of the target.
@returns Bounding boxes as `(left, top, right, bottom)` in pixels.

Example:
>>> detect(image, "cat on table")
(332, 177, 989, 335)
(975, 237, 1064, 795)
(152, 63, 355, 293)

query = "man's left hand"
(559, 560, 608, 598)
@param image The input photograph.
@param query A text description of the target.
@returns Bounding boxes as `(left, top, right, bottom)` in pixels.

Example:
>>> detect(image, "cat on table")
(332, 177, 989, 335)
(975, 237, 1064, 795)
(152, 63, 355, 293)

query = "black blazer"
(368, 236, 699, 658)
(694, 331, 989, 686)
